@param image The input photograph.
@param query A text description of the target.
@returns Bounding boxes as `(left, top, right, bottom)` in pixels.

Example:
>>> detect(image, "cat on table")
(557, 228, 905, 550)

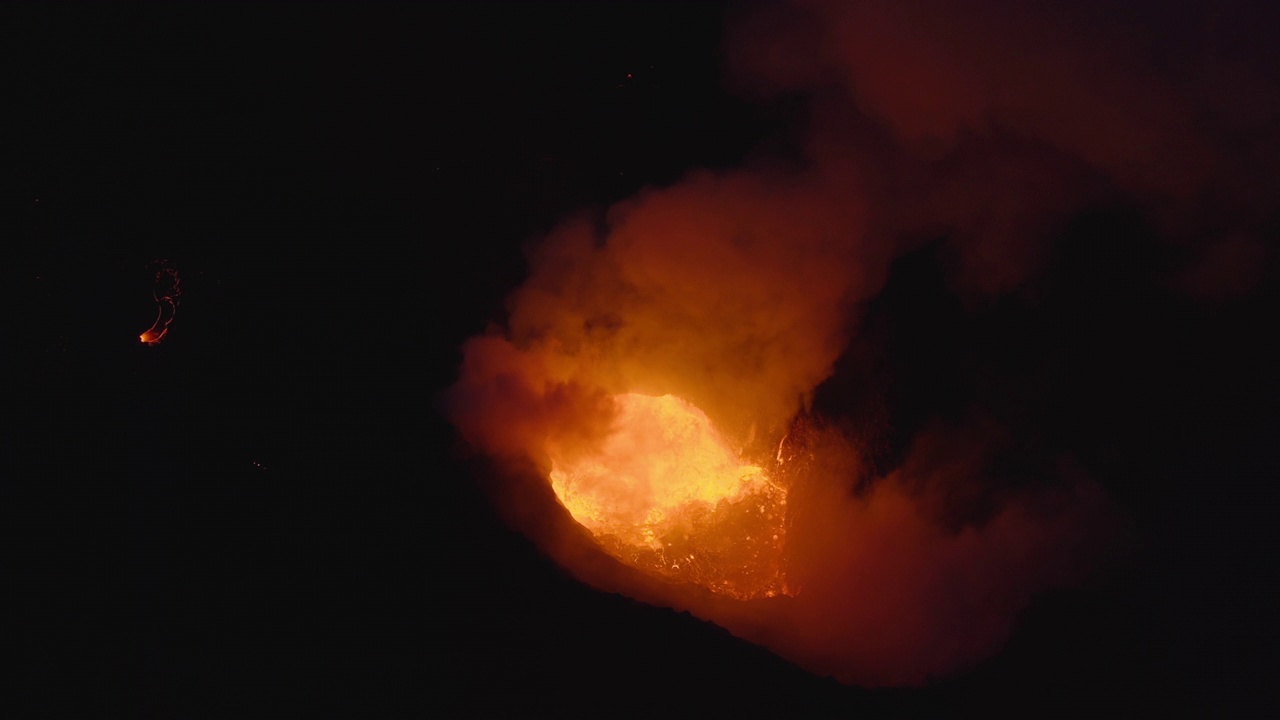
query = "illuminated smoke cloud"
(728, 0, 1278, 296)
(448, 0, 1275, 686)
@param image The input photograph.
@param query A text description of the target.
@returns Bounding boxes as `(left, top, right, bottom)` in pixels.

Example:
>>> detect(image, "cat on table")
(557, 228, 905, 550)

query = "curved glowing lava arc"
(139, 261, 181, 345)
(548, 393, 788, 600)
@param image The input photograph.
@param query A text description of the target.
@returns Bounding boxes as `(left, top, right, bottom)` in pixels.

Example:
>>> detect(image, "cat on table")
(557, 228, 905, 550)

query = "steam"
(448, 0, 1275, 686)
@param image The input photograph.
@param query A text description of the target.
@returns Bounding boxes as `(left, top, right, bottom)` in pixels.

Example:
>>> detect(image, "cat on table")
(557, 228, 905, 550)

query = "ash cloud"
(448, 0, 1277, 686)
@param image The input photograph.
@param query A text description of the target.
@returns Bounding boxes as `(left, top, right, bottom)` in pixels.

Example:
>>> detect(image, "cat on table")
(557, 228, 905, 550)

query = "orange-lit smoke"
(727, 0, 1277, 297)
(140, 260, 181, 345)
(446, 161, 1108, 684)
(441, 0, 1155, 687)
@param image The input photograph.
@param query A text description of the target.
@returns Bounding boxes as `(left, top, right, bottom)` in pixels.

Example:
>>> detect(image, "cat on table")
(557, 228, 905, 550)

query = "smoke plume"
(448, 0, 1276, 685)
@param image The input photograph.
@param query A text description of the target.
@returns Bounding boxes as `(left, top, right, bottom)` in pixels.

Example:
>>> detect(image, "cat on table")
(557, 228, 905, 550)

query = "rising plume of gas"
(446, 0, 1278, 685)
(446, 163, 1106, 685)
(728, 0, 1278, 296)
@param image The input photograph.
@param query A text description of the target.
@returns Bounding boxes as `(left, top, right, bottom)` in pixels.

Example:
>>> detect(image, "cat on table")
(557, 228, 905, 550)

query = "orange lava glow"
(140, 261, 181, 346)
(548, 393, 787, 599)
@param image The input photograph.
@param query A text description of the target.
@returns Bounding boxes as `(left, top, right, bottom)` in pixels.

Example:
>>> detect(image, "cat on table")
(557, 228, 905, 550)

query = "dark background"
(4, 2, 1276, 717)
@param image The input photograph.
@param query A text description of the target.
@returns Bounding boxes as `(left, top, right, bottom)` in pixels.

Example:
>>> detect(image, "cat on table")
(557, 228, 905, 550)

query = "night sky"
(5, 2, 1279, 717)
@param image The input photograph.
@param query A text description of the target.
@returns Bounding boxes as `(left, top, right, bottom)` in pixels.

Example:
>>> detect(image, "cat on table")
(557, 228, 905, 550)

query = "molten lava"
(140, 260, 181, 346)
(548, 393, 787, 599)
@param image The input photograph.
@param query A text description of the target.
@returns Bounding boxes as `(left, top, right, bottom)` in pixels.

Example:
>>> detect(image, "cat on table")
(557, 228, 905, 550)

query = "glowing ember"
(549, 393, 787, 599)
(139, 260, 181, 345)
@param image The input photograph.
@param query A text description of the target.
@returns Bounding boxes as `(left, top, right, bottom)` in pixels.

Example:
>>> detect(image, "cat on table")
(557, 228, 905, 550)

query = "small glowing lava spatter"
(139, 261, 181, 346)
(549, 393, 788, 600)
